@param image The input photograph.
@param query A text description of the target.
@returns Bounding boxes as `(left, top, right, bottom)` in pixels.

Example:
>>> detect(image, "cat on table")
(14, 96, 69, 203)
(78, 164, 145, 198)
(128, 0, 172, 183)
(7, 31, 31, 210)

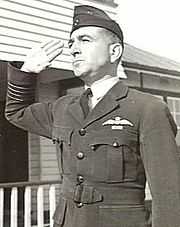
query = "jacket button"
(76, 202, 83, 208)
(77, 152, 84, 159)
(77, 175, 84, 183)
(113, 142, 119, 147)
(79, 128, 86, 136)
(90, 145, 96, 151)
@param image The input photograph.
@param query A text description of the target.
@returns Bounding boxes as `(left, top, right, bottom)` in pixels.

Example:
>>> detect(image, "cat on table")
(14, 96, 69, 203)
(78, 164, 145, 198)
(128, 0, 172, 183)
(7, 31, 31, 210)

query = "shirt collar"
(85, 75, 120, 101)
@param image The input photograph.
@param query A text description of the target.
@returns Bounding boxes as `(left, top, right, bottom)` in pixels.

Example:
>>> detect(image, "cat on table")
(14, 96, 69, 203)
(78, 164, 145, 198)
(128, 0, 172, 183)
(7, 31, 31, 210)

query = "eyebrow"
(79, 34, 93, 39)
(68, 34, 94, 46)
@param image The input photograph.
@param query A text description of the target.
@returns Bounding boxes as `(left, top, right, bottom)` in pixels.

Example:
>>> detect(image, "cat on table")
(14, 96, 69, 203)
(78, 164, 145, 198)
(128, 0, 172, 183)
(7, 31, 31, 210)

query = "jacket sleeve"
(140, 99, 180, 227)
(5, 63, 53, 139)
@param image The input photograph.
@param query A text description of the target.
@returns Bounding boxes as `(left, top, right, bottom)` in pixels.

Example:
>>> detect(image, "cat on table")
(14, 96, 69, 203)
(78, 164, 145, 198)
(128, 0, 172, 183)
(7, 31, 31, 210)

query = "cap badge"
(74, 18, 79, 26)
(87, 10, 93, 15)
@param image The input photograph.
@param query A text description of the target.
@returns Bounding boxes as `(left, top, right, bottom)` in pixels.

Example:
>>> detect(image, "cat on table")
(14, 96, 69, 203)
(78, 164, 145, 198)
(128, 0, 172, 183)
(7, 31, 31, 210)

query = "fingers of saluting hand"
(21, 39, 64, 74)
(41, 39, 64, 62)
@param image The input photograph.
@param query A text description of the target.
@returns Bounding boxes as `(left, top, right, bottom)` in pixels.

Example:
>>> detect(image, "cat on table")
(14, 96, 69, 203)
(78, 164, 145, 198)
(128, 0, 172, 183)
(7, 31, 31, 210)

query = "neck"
(82, 69, 117, 87)
(89, 74, 115, 87)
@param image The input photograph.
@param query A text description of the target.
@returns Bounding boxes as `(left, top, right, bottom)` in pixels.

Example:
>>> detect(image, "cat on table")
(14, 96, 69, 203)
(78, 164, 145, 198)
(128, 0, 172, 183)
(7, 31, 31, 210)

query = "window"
(167, 97, 180, 146)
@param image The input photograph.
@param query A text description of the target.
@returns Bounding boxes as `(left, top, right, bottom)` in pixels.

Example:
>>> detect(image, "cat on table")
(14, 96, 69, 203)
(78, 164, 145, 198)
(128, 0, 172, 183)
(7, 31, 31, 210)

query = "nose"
(70, 41, 81, 57)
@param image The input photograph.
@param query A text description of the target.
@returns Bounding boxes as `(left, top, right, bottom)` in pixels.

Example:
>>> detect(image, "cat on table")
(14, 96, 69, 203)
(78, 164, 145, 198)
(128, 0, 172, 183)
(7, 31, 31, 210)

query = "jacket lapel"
(84, 81, 129, 127)
(66, 81, 129, 127)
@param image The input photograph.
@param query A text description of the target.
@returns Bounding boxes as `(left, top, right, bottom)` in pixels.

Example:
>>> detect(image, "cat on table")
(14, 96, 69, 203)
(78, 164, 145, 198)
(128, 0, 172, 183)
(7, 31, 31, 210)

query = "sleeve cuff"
(8, 62, 37, 86)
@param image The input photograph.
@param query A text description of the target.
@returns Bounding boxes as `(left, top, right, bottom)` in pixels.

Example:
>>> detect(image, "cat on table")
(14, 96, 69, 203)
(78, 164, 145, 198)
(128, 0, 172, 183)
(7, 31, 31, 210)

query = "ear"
(109, 43, 123, 63)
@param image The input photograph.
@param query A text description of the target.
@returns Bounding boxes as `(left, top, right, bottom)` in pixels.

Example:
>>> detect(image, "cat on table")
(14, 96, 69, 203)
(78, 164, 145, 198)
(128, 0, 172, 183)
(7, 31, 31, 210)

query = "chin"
(74, 72, 82, 77)
(74, 70, 88, 78)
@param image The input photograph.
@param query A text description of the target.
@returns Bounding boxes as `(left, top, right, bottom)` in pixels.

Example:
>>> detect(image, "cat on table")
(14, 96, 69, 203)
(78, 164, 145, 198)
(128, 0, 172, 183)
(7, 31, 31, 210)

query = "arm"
(140, 100, 180, 227)
(5, 40, 64, 138)
(6, 63, 53, 138)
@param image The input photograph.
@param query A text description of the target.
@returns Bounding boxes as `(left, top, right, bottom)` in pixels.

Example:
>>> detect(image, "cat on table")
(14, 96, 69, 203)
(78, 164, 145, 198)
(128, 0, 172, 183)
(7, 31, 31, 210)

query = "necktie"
(80, 88, 93, 118)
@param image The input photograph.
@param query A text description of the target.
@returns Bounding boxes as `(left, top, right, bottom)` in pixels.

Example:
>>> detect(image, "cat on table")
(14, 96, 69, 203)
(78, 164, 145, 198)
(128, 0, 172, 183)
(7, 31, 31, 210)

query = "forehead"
(70, 26, 104, 39)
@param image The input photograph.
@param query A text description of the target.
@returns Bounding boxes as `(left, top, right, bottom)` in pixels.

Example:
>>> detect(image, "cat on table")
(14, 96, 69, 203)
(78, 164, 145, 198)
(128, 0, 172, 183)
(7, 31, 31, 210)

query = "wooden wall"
(0, 0, 117, 70)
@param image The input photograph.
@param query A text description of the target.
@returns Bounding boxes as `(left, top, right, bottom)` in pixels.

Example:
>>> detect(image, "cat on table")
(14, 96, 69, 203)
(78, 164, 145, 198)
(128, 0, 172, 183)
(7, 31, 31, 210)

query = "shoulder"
(52, 94, 79, 111)
(129, 88, 161, 103)
(128, 89, 177, 135)
(128, 88, 175, 127)
(128, 88, 167, 111)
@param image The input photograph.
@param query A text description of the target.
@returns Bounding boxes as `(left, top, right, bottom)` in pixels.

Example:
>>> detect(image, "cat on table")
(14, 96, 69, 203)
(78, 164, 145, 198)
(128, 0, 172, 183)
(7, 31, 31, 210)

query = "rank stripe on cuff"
(7, 92, 35, 102)
(7, 81, 35, 101)
(8, 81, 35, 91)
(8, 85, 35, 95)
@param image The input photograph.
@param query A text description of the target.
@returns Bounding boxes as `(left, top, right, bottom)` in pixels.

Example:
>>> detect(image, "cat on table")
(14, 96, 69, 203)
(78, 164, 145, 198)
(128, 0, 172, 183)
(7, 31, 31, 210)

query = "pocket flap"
(88, 130, 137, 147)
(90, 136, 130, 147)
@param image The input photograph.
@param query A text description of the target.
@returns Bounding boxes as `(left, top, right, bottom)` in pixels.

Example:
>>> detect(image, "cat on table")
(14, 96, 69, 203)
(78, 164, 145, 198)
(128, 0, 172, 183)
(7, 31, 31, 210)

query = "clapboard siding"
(1, 0, 73, 17)
(38, 81, 62, 181)
(0, 8, 72, 30)
(28, 133, 41, 181)
(39, 137, 60, 180)
(0, 17, 70, 38)
(0, 0, 117, 69)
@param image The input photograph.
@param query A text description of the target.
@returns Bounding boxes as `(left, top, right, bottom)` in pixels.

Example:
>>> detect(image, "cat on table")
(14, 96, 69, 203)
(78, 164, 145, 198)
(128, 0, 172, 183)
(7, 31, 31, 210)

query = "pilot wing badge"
(102, 116, 133, 130)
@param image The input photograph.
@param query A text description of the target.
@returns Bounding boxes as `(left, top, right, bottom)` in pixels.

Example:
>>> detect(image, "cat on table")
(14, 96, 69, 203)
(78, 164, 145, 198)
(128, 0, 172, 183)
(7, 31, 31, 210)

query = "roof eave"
(122, 61, 180, 77)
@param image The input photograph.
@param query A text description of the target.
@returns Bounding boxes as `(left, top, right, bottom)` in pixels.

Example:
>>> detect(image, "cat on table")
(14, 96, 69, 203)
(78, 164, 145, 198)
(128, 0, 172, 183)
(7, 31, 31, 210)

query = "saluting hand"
(21, 39, 64, 73)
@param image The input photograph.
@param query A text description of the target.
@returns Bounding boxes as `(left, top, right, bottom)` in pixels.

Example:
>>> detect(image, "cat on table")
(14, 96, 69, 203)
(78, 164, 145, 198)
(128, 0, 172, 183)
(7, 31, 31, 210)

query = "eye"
(81, 37, 90, 43)
(68, 43, 72, 48)
(82, 38, 89, 42)
(68, 40, 73, 48)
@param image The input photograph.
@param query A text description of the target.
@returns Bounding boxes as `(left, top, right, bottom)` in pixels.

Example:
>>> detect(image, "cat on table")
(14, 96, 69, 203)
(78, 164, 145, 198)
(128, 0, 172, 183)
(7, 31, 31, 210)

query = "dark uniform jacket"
(5, 64, 180, 227)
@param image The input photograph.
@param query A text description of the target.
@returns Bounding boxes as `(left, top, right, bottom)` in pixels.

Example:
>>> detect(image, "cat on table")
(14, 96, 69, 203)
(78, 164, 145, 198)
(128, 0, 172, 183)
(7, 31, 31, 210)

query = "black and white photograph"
(0, 0, 180, 227)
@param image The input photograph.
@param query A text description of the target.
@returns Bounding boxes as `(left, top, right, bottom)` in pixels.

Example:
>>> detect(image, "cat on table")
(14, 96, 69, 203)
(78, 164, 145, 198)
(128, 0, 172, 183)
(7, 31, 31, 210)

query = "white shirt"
(85, 75, 120, 108)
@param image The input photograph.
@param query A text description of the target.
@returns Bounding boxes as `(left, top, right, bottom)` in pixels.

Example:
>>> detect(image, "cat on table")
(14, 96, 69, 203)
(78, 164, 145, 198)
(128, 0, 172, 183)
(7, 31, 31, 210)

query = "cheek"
(87, 48, 109, 65)
(95, 52, 109, 67)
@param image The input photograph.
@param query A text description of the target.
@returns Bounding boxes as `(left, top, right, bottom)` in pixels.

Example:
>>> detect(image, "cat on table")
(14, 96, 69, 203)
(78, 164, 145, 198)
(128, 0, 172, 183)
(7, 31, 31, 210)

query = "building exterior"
(0, 0, 180, 207)
(0, 0, 119, 180)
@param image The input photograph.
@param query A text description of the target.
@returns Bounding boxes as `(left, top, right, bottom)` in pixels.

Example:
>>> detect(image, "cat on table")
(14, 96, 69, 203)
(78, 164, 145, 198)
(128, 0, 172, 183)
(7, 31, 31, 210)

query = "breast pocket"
(89, 134, 138, 183)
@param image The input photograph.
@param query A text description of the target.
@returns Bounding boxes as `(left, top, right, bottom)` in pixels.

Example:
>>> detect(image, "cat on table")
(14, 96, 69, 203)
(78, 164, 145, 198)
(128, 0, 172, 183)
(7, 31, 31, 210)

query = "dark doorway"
(0, 101, 28, 226)
(0, 102, 28, 183)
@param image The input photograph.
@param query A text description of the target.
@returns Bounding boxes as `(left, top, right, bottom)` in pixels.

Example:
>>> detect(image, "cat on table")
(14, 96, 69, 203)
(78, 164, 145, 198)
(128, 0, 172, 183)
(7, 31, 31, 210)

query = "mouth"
(73, 59, 84, 66)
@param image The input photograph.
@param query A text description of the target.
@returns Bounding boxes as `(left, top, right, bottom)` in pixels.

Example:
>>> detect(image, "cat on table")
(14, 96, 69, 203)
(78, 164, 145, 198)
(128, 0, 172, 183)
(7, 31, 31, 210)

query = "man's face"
(68, 26, 111, 79)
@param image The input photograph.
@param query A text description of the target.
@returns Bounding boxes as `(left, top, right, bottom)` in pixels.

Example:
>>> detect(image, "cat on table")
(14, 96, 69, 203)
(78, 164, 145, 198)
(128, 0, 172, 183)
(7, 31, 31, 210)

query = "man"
(5, 5, 180, 227)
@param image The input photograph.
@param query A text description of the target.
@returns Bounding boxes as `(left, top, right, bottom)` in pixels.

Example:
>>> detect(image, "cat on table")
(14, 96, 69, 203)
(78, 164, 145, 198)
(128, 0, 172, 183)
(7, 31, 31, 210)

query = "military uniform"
(5, 64, 180, 227)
